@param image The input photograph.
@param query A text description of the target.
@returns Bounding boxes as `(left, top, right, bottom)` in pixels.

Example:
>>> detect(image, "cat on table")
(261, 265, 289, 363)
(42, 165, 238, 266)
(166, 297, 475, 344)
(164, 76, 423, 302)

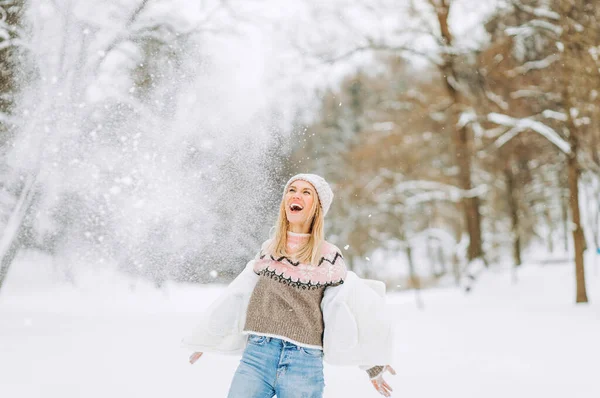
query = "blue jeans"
(227, 334, 325, 398)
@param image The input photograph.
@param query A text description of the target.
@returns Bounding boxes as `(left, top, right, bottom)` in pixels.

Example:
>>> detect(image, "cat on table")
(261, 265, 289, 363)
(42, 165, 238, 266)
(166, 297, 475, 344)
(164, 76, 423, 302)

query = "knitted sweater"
(243, 231, 383, 378)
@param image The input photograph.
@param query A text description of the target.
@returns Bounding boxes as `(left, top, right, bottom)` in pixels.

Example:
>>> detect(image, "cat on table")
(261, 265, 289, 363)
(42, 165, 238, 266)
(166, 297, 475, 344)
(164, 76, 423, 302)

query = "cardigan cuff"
(365, 365, 385, 379)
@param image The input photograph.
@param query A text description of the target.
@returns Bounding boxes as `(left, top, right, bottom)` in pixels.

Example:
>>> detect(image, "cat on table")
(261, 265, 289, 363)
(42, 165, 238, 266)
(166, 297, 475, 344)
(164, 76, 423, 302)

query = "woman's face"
(284, 180, 317, 232)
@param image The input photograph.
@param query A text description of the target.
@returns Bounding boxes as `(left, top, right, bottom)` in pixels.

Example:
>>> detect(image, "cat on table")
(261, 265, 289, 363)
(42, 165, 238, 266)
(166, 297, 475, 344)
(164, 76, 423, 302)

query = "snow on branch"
(589, 47, 599, 63)
(391, 180, 488, 206)
(372, 122, 396, 132)
(0, 175, 36, 261)
(457, 109, 486, 138)
(506, 20, 562, 38)
(525, 20, 562, 35)
(511, 89, 561, 101)
(506, 54, 560, 77)
(487, 113, 571, 154)
(542, 110, 567, 121)
(512, 1, 560, 20)
(457, 110, 476, 129)
(493, 126, 522, 148)
(319, 41, 443, 67)
(485, 90, 509, 111)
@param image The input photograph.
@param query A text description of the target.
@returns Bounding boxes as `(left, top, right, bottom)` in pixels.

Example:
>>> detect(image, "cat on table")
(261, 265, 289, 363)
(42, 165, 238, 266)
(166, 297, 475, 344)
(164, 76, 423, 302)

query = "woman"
(184, 174, 395, 397)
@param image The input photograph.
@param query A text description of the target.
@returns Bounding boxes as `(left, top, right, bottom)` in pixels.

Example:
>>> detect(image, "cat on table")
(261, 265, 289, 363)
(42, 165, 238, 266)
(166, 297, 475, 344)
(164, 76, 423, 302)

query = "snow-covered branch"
(542, 110, 567, 121)
(0, 174, 36, 261)
(392, 180, 488, 206)
(318, 40, 443, 66)
(512, 1, 560, 21)
(510, 89, 561, 101)
(457, 110, 477, 129)
(506, 20, 562, 38)
(405, 184, 488, 206)
(485, 90, 509, 111)
(506, 54, 560, 77)
(487, 113, 571, 154)
(372, 121, 396, 132)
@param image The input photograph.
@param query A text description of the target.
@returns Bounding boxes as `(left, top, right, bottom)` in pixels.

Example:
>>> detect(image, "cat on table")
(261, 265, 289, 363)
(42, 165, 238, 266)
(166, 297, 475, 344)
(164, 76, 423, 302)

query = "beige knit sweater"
(243, 231, 383, 378)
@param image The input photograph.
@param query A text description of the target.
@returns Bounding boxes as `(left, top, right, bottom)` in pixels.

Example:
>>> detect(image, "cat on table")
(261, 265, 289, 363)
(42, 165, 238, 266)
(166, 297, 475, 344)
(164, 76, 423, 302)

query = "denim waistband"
(248, 333, 323, 351)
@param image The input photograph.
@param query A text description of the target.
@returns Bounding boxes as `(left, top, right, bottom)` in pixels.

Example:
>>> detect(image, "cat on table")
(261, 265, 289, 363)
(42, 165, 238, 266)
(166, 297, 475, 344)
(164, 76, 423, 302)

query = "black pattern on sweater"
(254, 267, 344, 289)
(259, 251, 344, 268)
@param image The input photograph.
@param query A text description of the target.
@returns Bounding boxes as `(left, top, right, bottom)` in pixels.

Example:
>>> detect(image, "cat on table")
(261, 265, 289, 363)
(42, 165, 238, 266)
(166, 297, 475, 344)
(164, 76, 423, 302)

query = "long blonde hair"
(266, 191, 324, 265)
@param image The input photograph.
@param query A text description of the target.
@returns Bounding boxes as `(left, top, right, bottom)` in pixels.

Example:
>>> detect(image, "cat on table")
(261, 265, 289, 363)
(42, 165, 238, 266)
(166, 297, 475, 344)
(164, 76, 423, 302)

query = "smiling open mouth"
(290, 203, 304, 212)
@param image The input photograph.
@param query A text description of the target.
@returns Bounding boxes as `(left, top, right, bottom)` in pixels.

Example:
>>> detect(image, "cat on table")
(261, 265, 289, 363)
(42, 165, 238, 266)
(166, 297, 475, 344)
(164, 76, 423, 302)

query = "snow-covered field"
(1, 252, 599, 398)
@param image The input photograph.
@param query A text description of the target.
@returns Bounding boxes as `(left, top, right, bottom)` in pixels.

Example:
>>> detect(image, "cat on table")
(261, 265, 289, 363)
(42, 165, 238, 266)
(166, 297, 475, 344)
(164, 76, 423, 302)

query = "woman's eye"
(303, 191, 311, 195)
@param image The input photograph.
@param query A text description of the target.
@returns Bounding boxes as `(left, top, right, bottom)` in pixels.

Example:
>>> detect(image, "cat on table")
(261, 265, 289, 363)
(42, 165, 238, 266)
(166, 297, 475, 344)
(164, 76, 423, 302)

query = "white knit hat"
(284, 174, 334, 216)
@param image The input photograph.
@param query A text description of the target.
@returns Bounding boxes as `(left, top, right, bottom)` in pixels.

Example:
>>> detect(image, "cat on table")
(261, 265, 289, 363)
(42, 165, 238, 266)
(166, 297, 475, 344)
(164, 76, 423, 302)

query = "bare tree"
(427, 0, 485, 264)
(481, 0, 599, 302)
(557, 0, 598, 303)
(0, 0, 27, 291)
(292, 0, 488, 267)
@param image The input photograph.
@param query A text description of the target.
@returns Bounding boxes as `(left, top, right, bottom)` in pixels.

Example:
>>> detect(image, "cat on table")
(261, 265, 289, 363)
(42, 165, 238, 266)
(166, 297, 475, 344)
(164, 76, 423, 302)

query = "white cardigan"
(181, 260, 394, 367)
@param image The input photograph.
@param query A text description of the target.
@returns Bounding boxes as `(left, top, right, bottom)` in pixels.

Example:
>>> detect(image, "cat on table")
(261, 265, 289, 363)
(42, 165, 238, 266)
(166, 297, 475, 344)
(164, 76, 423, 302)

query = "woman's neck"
(288, 222, 311, 234)
(286, 230, 310, 254)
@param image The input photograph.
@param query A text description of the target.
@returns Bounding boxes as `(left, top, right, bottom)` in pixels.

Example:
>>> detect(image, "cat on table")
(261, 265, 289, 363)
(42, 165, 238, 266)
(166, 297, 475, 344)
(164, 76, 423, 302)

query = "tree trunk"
(454, 125, 484, 262)
(560, 176, 570, 253)
(0, 235, 23, 292)
(0, 174, 37, 292)
(437, 243, 446, 275)
(567, 152, 588, 303)
(426, 236, 436, 276)
(504, 163, 522, 266)
(406, 244, 423, 309)
(544, 207, 554, 253)
(559, 0, 590, 303)
(434, 1, 484, 264)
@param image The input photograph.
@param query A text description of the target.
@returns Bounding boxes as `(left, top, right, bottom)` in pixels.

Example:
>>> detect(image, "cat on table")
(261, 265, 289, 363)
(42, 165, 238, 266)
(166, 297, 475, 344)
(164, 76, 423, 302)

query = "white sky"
(194, 0, 501, 128)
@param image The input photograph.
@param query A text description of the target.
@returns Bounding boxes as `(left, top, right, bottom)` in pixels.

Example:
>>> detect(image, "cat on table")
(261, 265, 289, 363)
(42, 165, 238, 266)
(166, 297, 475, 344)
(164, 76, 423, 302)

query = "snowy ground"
(1, 252, 599, 398)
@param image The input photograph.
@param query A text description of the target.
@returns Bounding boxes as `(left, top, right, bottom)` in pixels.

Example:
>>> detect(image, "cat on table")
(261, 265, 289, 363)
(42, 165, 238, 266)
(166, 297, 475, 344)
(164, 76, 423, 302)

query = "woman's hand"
(189, 352, 203, 364)
(370, 365, 396, 397)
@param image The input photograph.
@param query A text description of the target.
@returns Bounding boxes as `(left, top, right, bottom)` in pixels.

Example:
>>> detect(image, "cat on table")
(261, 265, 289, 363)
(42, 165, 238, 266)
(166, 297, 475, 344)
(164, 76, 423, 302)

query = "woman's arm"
(181, 259, 259, 353)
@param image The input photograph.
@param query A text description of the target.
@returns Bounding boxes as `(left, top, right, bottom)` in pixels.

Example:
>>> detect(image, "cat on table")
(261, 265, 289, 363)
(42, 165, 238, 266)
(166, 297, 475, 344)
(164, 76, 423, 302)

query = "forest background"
(0, 0, 599, 305)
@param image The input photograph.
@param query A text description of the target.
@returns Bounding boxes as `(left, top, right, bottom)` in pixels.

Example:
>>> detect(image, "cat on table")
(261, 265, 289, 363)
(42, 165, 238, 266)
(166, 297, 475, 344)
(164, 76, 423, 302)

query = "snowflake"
(319, 259, 341, 280)
(298, 264, 316, 282)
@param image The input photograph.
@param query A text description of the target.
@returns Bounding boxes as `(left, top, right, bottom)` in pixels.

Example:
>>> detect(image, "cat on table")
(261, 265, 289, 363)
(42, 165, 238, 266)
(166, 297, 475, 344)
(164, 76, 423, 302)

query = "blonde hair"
(266, 190, 324, 265)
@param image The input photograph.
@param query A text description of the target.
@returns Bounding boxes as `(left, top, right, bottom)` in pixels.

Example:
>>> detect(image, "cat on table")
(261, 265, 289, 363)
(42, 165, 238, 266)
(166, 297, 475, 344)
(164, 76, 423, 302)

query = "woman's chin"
(286, 214, 306, 225)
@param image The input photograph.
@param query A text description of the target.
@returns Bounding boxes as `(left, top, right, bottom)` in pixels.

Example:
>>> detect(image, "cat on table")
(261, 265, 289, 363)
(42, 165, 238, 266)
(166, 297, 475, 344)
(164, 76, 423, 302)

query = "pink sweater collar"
(286, 231, 310, 252)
